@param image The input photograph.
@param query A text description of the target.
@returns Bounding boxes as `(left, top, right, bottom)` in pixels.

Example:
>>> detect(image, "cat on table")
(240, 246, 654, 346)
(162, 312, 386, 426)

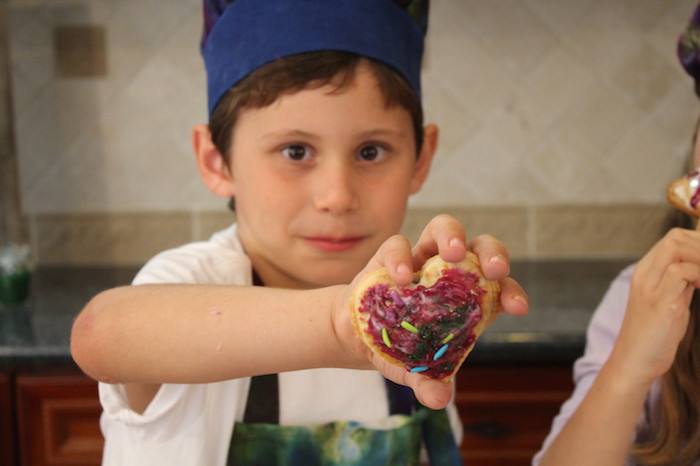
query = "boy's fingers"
(499, 277, 529, 317)
(371, 235, 414, 286)
(410, 377, 454, 410)
(378, 357, 453, 409)
(412, 214, 467, 267)
(468, 234, 510, 280)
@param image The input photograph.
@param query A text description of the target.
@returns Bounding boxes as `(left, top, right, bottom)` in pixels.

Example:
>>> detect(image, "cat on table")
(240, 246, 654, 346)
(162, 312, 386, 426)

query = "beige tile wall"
(30, 204, 676, 265)
(5, 0, 699, 265)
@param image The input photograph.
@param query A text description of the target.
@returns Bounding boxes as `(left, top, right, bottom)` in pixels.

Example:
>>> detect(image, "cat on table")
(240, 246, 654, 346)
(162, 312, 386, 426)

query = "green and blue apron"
(226, 374, 463, 465)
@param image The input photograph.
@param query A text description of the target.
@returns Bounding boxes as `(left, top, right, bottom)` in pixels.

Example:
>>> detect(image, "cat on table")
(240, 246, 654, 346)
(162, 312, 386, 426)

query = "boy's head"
(194, 0, 436, 288)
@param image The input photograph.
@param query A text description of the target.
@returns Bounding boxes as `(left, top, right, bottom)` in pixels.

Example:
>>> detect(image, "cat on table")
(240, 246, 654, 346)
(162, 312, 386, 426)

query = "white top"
(98, 224, 463, 465)
(532, 265, 663, 466)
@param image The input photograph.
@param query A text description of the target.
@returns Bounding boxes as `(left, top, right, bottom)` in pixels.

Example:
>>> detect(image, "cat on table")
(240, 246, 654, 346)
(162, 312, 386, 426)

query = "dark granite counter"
(0, 259, 635, 371)
(469, 259, 633, 364)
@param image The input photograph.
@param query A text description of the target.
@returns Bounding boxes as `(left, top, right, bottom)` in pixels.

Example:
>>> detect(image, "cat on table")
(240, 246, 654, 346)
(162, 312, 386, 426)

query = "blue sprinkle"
(433, 344, 449, 361)
(410, 366, 429, 373)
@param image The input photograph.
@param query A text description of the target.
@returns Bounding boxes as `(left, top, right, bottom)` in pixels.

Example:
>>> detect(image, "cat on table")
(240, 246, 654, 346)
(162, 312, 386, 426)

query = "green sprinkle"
(410, 366, 429, 373)
(381, 328, 392, 348)
(400, 321, 419, 333)
(442, 333, 454, 344)
(433, 344, 449, 360)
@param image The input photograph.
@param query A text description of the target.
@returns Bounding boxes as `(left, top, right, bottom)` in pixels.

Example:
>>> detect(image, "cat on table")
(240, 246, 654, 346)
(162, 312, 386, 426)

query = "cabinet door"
(16, 372, 103, 466)
(456, 364, 574, 466)
(0, 373, 16, 466)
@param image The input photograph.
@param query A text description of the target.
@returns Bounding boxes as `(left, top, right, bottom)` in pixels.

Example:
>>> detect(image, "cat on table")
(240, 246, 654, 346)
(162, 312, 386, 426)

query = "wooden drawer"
(0, 373, 16, 466)
(15, 373, 103, 466)
(456, 364, 574, 466)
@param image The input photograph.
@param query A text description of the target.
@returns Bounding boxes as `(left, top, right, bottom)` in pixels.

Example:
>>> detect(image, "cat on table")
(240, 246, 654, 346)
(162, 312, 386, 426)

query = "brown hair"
(632, 119, 700, 464)
(632, 292, 700, 465)
(209, 51, 424, 165)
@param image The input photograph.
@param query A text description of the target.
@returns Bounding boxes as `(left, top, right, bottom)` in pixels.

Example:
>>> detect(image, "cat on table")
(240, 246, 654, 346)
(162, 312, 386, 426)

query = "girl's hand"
(611, 228, 700, 386)
(333, 214, 529, 409)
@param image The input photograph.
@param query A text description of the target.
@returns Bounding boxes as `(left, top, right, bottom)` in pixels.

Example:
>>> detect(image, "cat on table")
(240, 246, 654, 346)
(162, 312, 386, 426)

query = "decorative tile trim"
(53, 25, 107, 78)
(27, 204, 675, 266)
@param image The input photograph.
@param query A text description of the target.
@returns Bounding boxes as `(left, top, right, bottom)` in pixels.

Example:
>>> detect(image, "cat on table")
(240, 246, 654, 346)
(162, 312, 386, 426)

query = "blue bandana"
(201, 0, 426, 116)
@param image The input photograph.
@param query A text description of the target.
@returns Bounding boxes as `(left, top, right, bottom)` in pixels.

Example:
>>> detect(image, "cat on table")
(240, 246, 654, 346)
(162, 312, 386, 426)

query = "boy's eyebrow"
(258, 129, 319, 142)
(259, 128, 406, 142)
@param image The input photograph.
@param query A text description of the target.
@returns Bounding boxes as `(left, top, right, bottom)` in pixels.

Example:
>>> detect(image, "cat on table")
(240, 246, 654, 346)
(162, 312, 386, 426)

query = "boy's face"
(224, 64, 435, 288)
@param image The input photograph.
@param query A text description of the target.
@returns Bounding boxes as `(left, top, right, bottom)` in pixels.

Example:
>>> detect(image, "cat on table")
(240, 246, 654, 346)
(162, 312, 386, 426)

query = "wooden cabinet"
(0, 364, 573, 465)
(2, 370, 103, 466)
(455, 364, 574, 465)
(1, 373, 16, 466)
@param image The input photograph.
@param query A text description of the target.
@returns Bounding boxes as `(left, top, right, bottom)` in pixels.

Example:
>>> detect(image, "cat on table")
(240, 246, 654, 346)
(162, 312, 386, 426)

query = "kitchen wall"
(6, 0, 699, 265)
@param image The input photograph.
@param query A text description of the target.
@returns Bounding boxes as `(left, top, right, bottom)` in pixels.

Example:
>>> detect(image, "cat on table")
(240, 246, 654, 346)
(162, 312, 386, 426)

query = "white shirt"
(99, 224, 463, 465)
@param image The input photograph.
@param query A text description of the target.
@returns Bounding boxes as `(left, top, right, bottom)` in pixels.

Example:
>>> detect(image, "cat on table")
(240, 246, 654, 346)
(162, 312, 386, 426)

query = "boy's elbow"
(70, 289, 121, 383)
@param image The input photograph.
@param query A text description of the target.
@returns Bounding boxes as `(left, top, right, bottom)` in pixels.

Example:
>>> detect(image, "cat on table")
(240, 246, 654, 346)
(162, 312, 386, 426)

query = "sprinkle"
(381, 328, 392, 348)
(442, 333, 454, 344)
(400, 321, 419, 333)
(410, 366, 429, 373)
(433, 344, 449, 360)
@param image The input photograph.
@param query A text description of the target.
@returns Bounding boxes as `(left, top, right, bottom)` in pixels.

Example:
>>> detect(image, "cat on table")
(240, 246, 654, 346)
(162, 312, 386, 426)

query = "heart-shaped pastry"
(667, 168, 700, 219)
(351, 253, 500, 382)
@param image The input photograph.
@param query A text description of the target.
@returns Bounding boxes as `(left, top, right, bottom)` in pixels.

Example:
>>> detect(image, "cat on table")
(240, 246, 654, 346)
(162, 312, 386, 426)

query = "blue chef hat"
(201, 0, 428, 116)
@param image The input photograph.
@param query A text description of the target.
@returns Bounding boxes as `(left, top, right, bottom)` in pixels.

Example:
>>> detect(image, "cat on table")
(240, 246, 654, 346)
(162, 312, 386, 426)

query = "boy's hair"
(209, 51, 424, 167)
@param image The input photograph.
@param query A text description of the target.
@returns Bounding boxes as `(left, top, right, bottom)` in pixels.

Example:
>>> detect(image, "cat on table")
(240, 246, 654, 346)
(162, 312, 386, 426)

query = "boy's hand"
(334, 214, 529, 409)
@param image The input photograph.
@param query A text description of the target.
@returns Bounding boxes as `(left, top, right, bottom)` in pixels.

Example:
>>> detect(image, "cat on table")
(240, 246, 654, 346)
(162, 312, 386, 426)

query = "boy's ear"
(192, 124, 236, 198)
(410, 124, 439, 194)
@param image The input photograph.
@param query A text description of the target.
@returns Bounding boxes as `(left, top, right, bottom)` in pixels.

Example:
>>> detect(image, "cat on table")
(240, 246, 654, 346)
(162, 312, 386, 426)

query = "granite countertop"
(0, 259, 634, 371)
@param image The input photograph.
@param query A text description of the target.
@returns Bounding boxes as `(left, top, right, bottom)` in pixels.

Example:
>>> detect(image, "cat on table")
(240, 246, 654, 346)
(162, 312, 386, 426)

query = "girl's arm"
(539, 228, 700, 465)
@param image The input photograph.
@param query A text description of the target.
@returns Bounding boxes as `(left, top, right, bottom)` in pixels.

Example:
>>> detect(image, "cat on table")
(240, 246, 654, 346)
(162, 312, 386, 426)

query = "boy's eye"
(282, 144, 309, 161)
(358, 144, 385, 162)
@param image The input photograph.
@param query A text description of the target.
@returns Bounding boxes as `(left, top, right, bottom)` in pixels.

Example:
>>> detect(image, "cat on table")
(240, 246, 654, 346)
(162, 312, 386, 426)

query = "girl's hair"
(209, 51, 423, 161)
(631, 293, 700, 465)
(632, 116, 700, 465)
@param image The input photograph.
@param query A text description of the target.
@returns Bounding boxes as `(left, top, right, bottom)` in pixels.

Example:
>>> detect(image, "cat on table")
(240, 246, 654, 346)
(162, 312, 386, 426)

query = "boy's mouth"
(302, 236, 364, 252)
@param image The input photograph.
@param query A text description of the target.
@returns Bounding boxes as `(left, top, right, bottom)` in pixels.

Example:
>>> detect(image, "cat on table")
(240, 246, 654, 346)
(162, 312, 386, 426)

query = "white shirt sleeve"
(99, 225, 254, 465)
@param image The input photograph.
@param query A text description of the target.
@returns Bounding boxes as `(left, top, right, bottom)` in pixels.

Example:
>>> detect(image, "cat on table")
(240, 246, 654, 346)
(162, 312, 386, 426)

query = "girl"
(535, 4, 700, 465)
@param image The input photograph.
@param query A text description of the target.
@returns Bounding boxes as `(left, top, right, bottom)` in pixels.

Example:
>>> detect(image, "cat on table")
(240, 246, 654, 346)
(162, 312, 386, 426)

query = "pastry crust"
(667, 169, 700, 218)
(350, 253, 501, 382)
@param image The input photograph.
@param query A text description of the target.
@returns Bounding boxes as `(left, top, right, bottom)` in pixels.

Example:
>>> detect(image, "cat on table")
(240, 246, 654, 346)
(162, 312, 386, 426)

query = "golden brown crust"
(350, 253, 501, 382)
(667, 177, 699, 217)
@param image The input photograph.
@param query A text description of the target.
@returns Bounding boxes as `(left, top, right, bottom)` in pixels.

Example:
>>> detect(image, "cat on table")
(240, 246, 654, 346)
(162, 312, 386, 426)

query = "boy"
(71, 1, 528, 464)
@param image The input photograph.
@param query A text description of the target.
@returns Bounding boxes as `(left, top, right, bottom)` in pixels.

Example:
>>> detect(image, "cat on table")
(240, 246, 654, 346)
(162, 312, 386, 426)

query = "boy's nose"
(312, 162, 359, 215)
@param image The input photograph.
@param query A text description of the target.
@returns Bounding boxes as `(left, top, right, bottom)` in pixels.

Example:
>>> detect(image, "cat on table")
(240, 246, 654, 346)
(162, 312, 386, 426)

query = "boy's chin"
(299, 261, 365, 288)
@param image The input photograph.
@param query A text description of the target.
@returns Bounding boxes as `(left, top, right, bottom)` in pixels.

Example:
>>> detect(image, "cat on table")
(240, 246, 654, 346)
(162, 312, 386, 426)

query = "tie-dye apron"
(226, 375, 463, 465)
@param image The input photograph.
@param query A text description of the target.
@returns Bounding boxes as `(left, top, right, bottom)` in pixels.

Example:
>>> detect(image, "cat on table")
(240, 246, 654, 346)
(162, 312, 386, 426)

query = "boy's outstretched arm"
(71, 283, 362, 385)
(71, 214, 528, 411)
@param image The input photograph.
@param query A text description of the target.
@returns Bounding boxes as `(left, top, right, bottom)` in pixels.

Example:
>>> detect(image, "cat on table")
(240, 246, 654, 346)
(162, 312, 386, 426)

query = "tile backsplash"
(6, 0, 700, 265)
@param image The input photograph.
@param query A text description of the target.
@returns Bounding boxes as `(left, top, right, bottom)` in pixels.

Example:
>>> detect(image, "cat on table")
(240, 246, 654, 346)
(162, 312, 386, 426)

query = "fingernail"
(489, 254, 507, 265)
(396, 263, 410, 275)
(449, 237, 464, 249)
